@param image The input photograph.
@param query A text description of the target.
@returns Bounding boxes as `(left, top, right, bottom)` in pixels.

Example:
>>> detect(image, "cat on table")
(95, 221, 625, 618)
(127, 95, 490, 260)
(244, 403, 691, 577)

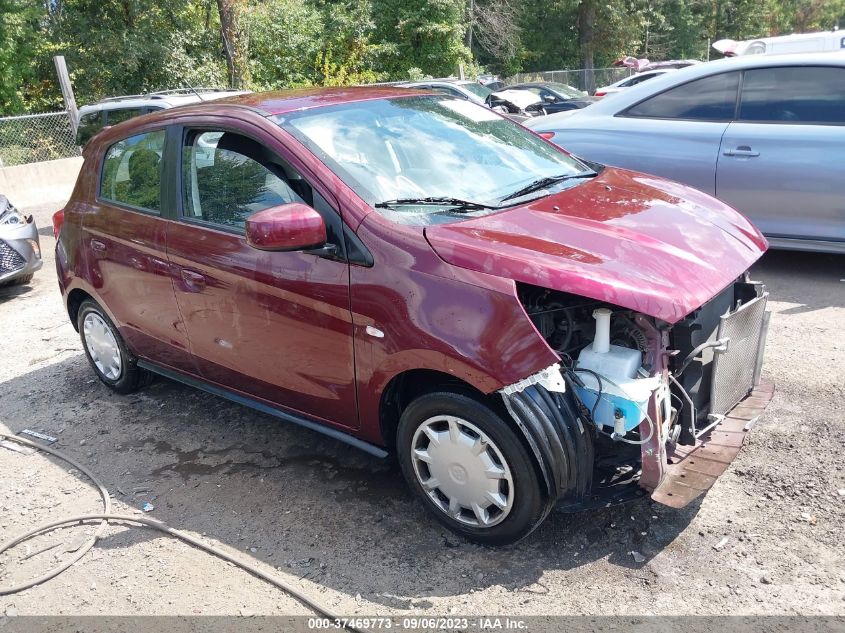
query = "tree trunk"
(216, 0, 249, 89)
(465, 0, 475, 50)
(577, 0, 596, 94)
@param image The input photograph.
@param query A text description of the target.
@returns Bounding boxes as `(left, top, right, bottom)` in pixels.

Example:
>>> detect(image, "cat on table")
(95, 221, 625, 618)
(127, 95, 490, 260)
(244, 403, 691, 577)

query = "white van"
(713, 30, 845, 56)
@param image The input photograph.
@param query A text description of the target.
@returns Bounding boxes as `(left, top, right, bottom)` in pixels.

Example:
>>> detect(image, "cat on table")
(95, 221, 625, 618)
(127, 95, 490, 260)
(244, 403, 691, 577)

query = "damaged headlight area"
(0, 195, 26, 226)
(500, 279, 773, 511)
(0, 195, 43, 286)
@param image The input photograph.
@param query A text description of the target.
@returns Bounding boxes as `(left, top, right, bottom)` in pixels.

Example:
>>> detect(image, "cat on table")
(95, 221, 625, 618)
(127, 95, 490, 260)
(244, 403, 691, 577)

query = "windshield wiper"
(499, 171, 597, 203)
(375, 197, 496, 213)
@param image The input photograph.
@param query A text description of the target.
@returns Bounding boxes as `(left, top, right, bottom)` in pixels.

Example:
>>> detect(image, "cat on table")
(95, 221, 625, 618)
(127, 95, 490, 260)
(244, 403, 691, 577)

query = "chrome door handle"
(723, 145, 760, 157)
(90, 239, 107, 254)
(180, 269, 206, 292)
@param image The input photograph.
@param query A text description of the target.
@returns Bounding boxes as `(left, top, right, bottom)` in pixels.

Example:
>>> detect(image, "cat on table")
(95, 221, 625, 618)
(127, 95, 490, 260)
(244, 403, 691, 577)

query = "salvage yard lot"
(1, 201, 843, 618)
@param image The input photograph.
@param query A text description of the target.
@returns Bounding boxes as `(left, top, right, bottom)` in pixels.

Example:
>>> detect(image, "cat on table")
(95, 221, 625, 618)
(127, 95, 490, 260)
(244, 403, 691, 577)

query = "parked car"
(477, 74, 506, 91)
(526, 53, 845, 253)
(487, 89, 547, 119)
(713, 30, 845, 56)
(399, 79, 493, 105)
(400, 79, 545, 120)
(0, 195, 41, 287)
(594, 69, 676, 97)
(505, 82, 597, 113)
(54, 86, 772, 544)
(76, 88, 246, 146)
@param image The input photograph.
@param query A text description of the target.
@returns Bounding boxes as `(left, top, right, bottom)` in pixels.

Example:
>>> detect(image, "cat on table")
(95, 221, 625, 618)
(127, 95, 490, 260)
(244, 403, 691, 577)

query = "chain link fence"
(505, 67, 634, 92)
(0, 68, 631, 167)
(0, 111, 80, 167)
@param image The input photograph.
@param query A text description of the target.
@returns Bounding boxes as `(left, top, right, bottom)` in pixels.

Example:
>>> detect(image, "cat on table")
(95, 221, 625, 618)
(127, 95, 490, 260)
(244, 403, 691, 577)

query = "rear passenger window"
(100, 130, 165, 212)
(624, 72, 739, 121)
(738, 67, 845, 124)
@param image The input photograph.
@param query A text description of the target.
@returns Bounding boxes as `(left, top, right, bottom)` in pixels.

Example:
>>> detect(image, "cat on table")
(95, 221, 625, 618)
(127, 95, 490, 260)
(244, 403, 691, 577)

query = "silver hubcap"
(83, 313, 122, 381)
(411, 415, 514, 528)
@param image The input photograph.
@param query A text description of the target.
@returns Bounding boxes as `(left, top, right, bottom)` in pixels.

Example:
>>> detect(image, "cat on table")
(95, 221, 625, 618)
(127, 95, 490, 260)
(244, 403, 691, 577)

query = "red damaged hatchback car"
(54, 87, 773, 544)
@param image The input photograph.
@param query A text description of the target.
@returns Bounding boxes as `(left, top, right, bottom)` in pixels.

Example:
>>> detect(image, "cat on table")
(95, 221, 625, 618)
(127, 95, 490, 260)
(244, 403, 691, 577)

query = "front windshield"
(461, 82, 493, 100)
(275, 96, 590, 224)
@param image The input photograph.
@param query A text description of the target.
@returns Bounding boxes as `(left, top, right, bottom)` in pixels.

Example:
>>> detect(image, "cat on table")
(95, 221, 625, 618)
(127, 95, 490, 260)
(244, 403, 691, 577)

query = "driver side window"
(182, 130, 304, 229)
(180, 129, 346, 251)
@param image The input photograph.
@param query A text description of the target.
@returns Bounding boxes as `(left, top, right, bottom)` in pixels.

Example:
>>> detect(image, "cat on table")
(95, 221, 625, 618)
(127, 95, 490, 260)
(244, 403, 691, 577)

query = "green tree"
(0, 0, 59, 113)
(243, 0, 323, 89)
(372, 0, 471, 78)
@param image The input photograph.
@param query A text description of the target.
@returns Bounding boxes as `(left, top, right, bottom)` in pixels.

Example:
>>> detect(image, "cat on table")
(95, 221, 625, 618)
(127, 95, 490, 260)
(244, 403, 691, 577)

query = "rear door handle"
(723, 145, 760, 157)
(180, 269, 206, 292)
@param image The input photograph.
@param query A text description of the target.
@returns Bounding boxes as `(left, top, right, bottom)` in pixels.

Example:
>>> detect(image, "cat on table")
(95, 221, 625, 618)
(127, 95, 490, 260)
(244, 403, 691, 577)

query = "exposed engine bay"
(485, 90, 547, 120)
(510, 278, 770, 509)
(518, 282, 664, 438)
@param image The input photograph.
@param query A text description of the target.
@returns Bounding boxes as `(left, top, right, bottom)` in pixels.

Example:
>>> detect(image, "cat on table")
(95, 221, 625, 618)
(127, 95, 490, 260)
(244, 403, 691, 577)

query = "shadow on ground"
(0, 352, 698, 608)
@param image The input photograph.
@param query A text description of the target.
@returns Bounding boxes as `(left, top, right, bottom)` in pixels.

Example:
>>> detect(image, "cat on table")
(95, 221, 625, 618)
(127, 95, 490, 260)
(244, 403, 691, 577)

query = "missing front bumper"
(651, 377, 774, 508)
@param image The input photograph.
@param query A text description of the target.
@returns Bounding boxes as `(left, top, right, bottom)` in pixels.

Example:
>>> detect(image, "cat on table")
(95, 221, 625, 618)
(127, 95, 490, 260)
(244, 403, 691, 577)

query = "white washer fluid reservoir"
(574, 309, 658, 435)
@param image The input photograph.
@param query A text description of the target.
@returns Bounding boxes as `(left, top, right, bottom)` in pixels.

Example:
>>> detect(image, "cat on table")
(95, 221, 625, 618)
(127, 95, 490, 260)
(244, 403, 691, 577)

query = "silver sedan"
(526, 52, 845, 254)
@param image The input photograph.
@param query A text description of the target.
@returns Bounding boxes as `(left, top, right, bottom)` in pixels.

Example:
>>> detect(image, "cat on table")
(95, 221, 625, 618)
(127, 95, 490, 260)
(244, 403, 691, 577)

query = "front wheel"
(397, 392, 548, 545)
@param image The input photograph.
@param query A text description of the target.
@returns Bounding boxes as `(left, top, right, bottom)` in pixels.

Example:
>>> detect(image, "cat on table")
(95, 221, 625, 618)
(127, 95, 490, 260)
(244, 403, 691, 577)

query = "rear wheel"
(77, 299, 151, 394)
(397, 391, 548, 545)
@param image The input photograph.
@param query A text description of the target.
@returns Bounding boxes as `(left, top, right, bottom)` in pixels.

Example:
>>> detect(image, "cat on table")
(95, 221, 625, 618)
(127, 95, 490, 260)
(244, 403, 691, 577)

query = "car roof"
(530, 51, 845, 127)
(216, 85, 436, 115)
(85, 86, 438, 144)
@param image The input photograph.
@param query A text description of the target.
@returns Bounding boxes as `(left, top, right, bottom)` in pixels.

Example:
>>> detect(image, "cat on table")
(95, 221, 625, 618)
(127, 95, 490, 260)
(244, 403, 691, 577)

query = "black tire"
(77, 299, 152, 394)
(397, 391, 548, 546)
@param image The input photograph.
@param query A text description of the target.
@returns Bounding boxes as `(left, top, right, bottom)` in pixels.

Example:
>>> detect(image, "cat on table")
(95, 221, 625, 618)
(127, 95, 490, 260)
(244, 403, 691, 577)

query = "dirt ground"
(1, 200, 843, 620)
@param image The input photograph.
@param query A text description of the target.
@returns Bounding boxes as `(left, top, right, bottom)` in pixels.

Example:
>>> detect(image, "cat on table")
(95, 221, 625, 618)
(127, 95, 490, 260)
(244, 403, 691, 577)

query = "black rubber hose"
(0, 433, 364, 633)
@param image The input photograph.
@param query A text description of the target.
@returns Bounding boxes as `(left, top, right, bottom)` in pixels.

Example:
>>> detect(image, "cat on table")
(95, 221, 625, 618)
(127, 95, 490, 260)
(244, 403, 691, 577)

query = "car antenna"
(184, 81, 206, 101)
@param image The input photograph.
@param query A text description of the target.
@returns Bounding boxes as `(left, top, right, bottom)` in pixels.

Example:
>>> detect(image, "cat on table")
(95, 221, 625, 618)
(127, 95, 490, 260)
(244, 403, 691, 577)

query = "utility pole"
(54, 55, 78, 135)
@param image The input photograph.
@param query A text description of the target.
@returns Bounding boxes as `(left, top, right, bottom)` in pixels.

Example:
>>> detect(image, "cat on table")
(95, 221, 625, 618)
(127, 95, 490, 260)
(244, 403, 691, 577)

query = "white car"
(594, 69, 676, 97)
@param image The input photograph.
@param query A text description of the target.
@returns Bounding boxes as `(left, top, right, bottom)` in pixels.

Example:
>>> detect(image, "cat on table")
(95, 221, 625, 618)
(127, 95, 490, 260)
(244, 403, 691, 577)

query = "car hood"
(424, 167, 767, 324)
(491, 89, 543, 110)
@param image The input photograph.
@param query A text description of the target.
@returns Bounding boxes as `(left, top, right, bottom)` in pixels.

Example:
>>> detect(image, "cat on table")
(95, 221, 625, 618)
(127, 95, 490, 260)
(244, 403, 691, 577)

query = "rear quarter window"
(99, 130, 166, 213)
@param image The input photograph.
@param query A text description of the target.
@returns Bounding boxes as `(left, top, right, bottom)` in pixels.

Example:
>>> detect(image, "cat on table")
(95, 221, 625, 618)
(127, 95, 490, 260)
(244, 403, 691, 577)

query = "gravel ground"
(1, 201, 843, 619)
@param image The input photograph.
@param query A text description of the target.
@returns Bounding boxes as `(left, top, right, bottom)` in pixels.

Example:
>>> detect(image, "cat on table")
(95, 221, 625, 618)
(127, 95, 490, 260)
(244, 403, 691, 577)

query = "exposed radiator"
(710, 292, 769, 417)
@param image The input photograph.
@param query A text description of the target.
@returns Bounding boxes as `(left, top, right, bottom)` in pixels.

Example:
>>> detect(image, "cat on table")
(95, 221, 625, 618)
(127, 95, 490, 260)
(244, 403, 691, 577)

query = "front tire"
(77, 299, 150, 394)
(397, 391, 548, 545)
